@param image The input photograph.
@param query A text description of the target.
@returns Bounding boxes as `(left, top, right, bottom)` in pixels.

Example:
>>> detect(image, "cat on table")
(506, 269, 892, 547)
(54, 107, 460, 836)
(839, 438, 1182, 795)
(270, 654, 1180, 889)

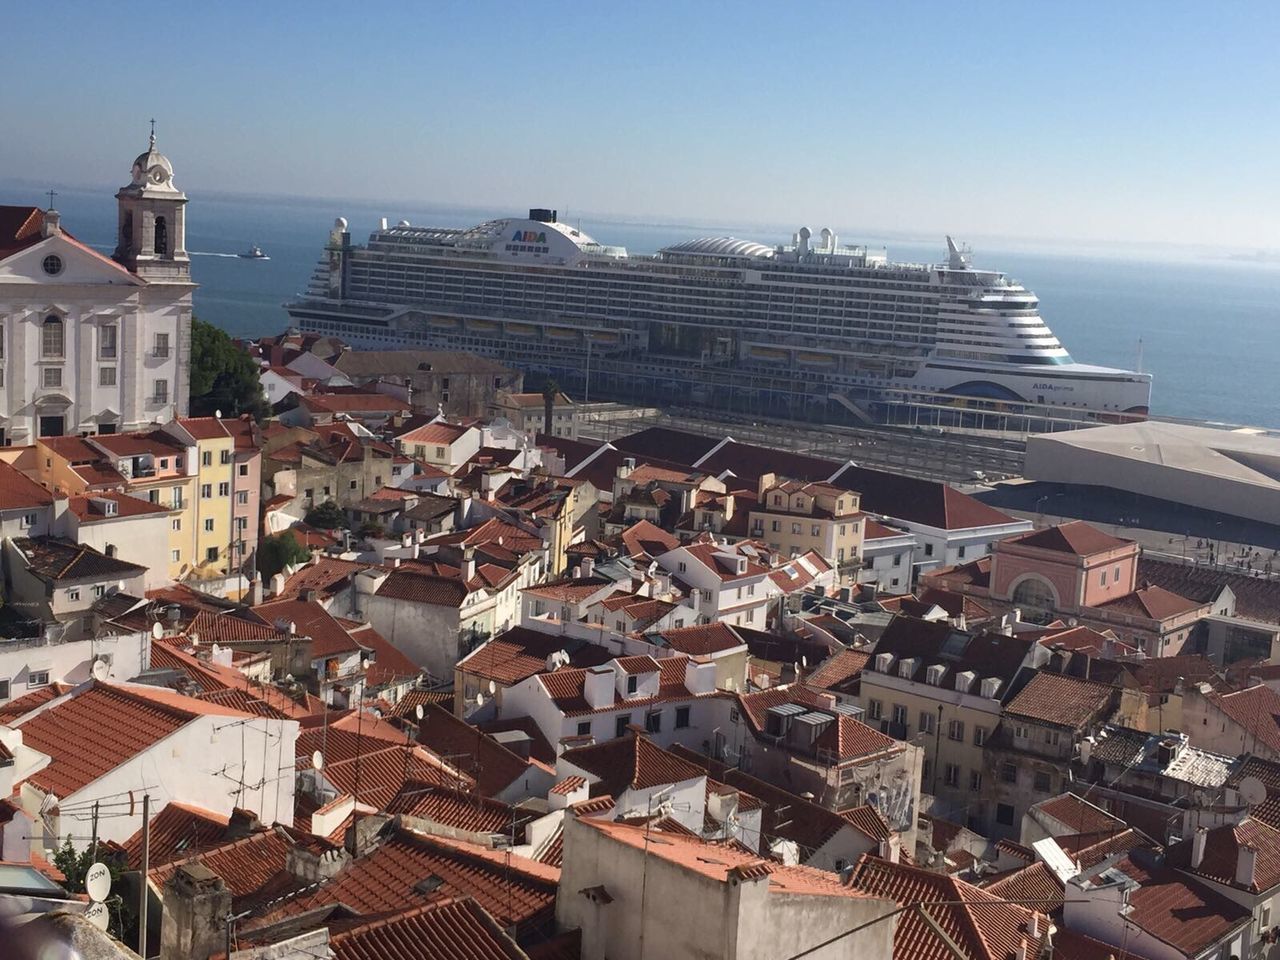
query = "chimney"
(463, 546, 477, 583)
(1191, 826, 1208, 869)
(1237, 844, 1258, 888)
(225, 807, 261, 840)
(1015, 938, 1027, 960)
(302, 588, 318, 604)
(581, 557, 594, 579)
(684, 658, 716, 695)
(583, 667, 614, 709)
(618, 458, 635, 481)
(1027, 914, 1039, 938)
(286, 843, 349, 884)
(41, 208, 61, 238)
(159, 862, 231, 960)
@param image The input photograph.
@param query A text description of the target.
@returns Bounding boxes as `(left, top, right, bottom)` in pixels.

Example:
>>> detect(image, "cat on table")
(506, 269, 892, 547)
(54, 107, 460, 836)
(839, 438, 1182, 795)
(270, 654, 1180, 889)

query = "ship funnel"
(797, 226, 811, 255)
(820, 227, 833, 252)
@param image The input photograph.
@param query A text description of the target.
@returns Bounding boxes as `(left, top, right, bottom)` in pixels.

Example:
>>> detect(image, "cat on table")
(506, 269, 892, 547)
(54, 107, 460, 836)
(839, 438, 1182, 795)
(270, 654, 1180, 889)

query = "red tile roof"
(175, 417, 232, 440)
(1004, 672, 1116, 729)
(1205, 684, 1280, 754)
(1088, 850, 1250, 956)
(274, 827, 559, 933)
(375, 568, 469, 607)
(535, 656, 712, 718)
(1009, 520, 1132, 557)
(549, 776, 585, 796)
(846, 854, 1050, 960)
(385, 782, 525, 836)
(397, 421, 473, 445)
(1033, 793, 1125, 836)
(522, 576, 614, 602)
(806, 648, 871, 692)
(303, 393, 410, 414)
(617, 519, 678, 560)
(983, 861, 1064, 914)
(578, 816, 874, 898)
(328, 897, 528, 960)
(250, 598, 367, 658)
(1166, 817, 1280, 893)
(612, 654, 661, 675)
(275, 557, 375, 601)
(67, 491, 172, 522)
(0, 460, 54, 510)
(457, 628, 614, 687)
(814, 714, 903, 763)
(1050, 928, 1145, 960)
(0, 205, 45, 259)
(654, 623, 745, 656)
(150, 826, 306, 906)
(560, 734, 706, 797)
(15, 682, 252, 798)
(415, 705, 539, 797)
(1097, 584, 1204, 621)
(120, 801, 232, 869)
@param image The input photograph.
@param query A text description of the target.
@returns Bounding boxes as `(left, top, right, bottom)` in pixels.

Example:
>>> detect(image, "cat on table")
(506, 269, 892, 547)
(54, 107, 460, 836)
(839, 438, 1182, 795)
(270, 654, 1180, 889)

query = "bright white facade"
(0, 130, 192, 443)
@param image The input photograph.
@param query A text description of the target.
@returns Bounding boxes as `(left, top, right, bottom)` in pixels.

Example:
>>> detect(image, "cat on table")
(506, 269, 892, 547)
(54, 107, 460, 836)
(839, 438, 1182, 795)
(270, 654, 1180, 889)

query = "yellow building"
(748, 474, 863, 569)
(165, 418, 237, 575)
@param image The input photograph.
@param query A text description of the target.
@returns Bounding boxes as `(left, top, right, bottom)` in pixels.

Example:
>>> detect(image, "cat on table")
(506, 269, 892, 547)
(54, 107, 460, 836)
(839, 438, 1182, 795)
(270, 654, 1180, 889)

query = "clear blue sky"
(5, 1, 1279, 248)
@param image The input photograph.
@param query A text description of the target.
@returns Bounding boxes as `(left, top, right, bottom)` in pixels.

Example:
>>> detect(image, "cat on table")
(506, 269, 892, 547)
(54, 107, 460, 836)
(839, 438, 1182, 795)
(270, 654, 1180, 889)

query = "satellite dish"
(415, 705, 425, 721)
(84, 900, 110, 931)
(215, 409, 223, 419)
(1240, 776, 1267, 806)
(475, 692, 485, 708)
(151, 621, 163, 640)
(91, 659, 109, 682)
(793, 662, 800, 673)
(801, 655, 808, 668)
(487, 680, 497, 695)
(312, 750, 324, 771)
(85, 862, 111, 902)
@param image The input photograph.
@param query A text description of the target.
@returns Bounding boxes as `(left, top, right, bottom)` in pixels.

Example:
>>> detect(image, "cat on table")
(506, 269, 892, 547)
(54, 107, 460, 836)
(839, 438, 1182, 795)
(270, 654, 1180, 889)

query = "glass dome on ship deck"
(661, 237, 775, 258)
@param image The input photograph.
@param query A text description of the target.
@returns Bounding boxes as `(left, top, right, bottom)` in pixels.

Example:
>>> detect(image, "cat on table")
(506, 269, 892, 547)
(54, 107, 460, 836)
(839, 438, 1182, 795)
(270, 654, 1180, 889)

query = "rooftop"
(1003, 671, 1116, 729)
(13, 536, 147, 583)
(560, 733, 706, 798)
(1006, 520, 1133, 557)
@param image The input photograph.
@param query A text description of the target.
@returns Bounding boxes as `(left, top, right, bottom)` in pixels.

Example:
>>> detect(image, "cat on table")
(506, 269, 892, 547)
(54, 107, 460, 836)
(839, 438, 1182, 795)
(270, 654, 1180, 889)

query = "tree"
(190, 317, 270, 421)
(542, 378, 561, 438)
(304, 499, 347, 530)
(257, 530, 311, 581)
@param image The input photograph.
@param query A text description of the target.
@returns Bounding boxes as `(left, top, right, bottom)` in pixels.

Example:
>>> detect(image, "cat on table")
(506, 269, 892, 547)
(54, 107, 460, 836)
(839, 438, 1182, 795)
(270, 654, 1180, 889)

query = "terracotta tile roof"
(841, 804, 892, 843)
(175, 417, 232, 440)
(250, 599, 367, 658)
(1050, 928, 1145, 960)
(1138, 555, 1280, 625)
(13, 536, 146, 583)
(0, 682, 72, 724)
(1003, 672, 1116, 729)
(146, 643, 315, 720)
(0, 460, 54, 510)
(846, 854, 1050, 960)
(983, 861, 1064, 913)
(275, 558, 375, 601)
(1085, 850, 1250, 956)
(612, 654, 661, 675)
(274, 827, 559, 934)
(415, 705, 536, 797)
(1166, 817, 1280, 892)
(1037, 624, 1135, 657)
(380, 688, 456, 720)
(617, 519, 679, 560)
(816, 714, 903, 763)
(375, 568, 470, 607)
(385, 782, 526, 836)
(328, 897, 528, 960)
(1009, 521, 1132, 557)
(578, 816, 873, 898)
(535, 656, 711, 718)
(89, 429, 187, 459)
(303, 392, 410, 414)
(0, 205, 45, 259)
(652, 623, 745, 656)
(1096, 584, 1204, 621)
(550, 776, 585, 796)
(397, 420, 472, 444)
(1206, 684, 1280, 754)
(1033, 794, 1125, 836)
(679, 541, 770, 582)
(150, 826, 306, 907)
(120, 801, 233, 869)
(806, 648, 871, 692)
(15, 681, 252, 798)
(560, 734, 705, 797)
(67, 491, 173, 522)
(188, 609, 282, 644)
(455, 626, 617, 687)
(734, 684, 834, 734)
(521, 576, 613, 602)
(477, 717, 556, 767)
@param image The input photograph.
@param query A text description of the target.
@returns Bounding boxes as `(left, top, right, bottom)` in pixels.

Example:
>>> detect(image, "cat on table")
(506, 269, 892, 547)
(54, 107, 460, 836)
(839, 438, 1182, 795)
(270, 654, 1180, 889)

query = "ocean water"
(5, 182, 1278, 426)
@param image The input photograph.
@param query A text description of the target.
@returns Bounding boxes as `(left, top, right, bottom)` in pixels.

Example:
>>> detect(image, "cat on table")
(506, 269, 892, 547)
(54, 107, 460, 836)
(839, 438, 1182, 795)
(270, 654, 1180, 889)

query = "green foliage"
(357, 520, 385, 540)
(257, 530, 311, 580)
(304, 499, 347, 530)
(191, 317, 270, 421)
(53, 834, 136, 940)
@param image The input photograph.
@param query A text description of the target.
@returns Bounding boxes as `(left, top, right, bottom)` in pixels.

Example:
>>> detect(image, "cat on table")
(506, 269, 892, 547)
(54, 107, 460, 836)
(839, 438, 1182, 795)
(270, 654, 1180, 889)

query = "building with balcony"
(747, 475, 863, 567)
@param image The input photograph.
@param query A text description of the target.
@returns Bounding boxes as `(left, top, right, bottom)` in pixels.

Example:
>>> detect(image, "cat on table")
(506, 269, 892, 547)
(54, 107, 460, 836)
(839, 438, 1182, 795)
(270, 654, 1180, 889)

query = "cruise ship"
(286, 210, 1152, 424)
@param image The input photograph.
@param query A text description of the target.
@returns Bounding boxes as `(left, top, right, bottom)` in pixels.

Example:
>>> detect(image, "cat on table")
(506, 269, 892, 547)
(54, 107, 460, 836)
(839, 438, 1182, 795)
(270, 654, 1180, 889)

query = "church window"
(100, 325, 118, 359)
(154, 333, 170, 358)
(99, 367, 116, 387)
(42, 255, 63, 276)
(154, 216, 168, 257)
(153, 379, 168, 403)
(41, 316, 64, 358)
(42, 367, 62, 388)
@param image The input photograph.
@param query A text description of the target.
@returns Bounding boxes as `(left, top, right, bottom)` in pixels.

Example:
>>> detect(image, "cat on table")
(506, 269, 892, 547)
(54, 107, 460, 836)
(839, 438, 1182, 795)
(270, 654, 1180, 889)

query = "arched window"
(154, 216, 168, 257)
(1011, 576, 1056, 614)
(41, 316, 64, 358)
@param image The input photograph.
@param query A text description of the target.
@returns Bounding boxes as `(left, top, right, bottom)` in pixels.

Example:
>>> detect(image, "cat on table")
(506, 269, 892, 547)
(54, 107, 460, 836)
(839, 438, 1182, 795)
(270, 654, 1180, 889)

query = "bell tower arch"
(113, 121, 190, 280)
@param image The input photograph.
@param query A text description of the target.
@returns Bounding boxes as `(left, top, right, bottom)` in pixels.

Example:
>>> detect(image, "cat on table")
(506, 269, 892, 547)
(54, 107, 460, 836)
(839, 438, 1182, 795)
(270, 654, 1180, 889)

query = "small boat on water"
(238, 244, 270, 260)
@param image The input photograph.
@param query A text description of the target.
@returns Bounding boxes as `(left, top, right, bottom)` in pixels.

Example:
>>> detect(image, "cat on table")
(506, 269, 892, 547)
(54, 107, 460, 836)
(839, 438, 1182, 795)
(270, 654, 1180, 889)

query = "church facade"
(0, 130, 193, 443)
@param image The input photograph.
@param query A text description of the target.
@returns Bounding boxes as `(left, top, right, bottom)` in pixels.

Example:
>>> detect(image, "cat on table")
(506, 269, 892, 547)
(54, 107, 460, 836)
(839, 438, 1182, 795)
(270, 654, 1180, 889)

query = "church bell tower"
(113, 122, 190, 280)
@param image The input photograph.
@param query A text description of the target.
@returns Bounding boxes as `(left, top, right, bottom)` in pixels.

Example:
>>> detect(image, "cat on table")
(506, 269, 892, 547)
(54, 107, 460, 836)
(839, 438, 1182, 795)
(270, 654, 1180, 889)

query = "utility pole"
(89, 801, 100, 859)
(138, 794, 150, 958)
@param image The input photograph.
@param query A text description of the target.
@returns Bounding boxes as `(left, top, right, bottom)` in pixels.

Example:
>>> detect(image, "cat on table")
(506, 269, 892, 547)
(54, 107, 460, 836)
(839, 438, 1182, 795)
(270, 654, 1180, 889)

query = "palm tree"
(542, 378, 561, 438)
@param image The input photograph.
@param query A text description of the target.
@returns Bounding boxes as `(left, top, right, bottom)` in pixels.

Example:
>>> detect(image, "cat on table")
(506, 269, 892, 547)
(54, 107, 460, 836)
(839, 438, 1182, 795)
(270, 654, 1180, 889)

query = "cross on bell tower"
(112, 122, 190, 280)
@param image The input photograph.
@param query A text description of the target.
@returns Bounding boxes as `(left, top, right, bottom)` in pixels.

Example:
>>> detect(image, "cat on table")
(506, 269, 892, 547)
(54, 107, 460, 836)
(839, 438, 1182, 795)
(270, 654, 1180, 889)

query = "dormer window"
(926, 664, 947, 686)
(898, 657, 918, 679)
(874, 652, 894, 673)
(626, 675, 638, 695)
(955, 670, 976, 694)
(980, 677, 1002, 699)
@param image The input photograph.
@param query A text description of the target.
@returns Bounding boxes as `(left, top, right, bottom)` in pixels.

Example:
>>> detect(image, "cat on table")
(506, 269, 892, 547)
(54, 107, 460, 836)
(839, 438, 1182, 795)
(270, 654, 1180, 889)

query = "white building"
(0, 129, 193, 442)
